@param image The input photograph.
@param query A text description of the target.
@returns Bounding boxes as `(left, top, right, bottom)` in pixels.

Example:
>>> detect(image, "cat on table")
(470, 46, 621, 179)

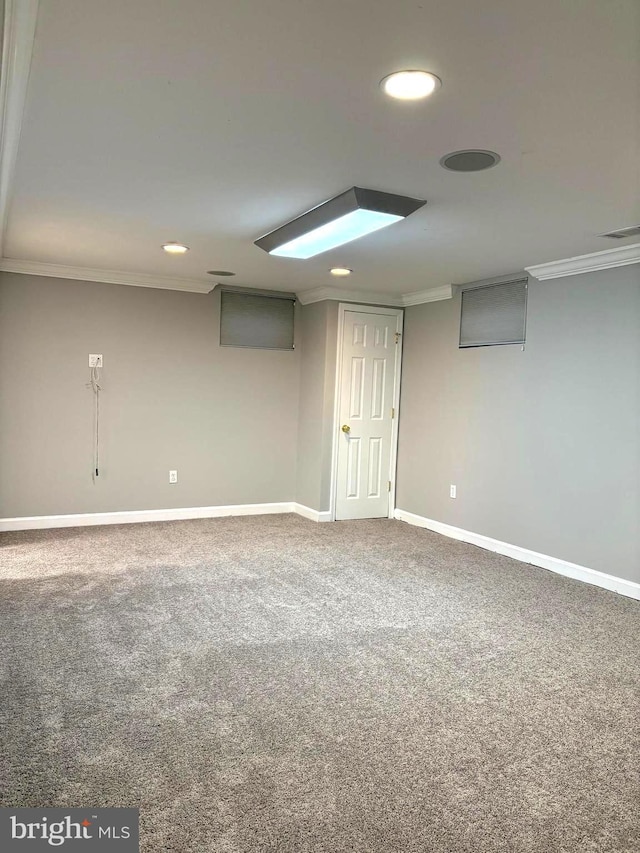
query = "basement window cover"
(220, 290, 295, 350)
(459, 279, 528, 348)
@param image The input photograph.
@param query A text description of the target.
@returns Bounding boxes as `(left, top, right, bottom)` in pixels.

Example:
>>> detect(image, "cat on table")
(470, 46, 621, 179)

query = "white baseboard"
(292, 503, 332, 523)
(0, 502, 299, 532)
(0, 501, 337, 532)
(394, 508, 640, 601)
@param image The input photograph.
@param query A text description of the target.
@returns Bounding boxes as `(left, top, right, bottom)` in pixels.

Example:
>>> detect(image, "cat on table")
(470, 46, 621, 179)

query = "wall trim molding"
(394, 508, 640, 601)
(525, 242, 640, 281)
(0, 258, 215, 293)
(401, 285, 453, 305)
(0, 261, 457, 304)
(0, 502, 337, 531)
(292, 503, 332, 522)
(0, 503, 295, 531)
(296, 284, 454, 307)
(0, 0, 40, 257)
(297, 286, 403, 307)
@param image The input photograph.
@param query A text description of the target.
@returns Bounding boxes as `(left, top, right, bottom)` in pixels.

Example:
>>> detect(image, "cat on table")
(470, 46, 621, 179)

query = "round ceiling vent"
(440, 150, 501, 172)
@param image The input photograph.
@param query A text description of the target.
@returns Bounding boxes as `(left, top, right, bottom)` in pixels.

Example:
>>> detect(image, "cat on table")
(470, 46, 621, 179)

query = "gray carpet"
(1, 514, 639, 852)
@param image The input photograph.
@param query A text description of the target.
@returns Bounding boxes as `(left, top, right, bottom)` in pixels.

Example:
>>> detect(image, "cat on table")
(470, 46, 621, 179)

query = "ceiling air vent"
(600, 225, 640, 240)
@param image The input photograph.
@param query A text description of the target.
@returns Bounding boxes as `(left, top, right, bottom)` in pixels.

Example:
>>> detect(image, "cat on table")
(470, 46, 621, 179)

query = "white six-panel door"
(334, 307, 402, 521)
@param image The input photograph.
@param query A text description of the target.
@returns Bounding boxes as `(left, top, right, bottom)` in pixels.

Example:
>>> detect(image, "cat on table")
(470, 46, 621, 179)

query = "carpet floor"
(1, 514, 639, 852)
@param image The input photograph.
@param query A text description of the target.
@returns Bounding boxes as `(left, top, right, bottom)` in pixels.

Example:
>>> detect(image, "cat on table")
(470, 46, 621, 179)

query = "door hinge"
(388, 480, 391, 492)
(394, 332, 402, 344)
(391, 407, 395, 419)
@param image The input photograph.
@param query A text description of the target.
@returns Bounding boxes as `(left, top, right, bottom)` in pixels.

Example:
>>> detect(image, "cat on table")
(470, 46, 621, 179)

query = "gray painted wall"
(0, 274, 300, 516)
(295, 301, 338, 512)
(3, 268, 639, 587)
(396, 266, 640, 584)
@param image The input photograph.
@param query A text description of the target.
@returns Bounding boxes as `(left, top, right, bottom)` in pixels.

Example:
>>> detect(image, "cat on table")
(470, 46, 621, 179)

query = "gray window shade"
(220, 291, 295, 350)
(459, 279, 527, 348)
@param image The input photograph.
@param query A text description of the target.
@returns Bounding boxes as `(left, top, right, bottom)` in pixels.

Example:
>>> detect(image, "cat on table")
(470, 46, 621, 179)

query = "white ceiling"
(3, 0, 640, 296)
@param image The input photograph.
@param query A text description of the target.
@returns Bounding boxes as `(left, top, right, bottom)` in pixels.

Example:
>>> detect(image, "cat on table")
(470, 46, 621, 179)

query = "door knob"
(341, 424, 351, 433)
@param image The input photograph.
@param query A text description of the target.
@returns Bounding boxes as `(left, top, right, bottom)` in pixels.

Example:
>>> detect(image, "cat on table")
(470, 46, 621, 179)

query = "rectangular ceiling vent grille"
(600, 225, 640, 239)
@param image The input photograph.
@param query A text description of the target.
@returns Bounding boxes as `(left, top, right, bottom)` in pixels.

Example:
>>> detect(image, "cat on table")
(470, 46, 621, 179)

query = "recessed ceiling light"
(440, 150, 501, 172)
(162, 242, 190, 254)
(330, 267, 353, 276)
(380, 70, 441, 100)
(207, 270, 236, 276)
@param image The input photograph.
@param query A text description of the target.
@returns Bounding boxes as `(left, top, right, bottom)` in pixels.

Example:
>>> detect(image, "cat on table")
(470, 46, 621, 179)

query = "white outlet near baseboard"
(89, 354, 103, 367)
(169, 470, 178, 484)
(450, 484, 457, 499)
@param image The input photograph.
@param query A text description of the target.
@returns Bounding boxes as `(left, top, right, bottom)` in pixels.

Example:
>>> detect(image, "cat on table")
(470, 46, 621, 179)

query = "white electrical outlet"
(169, 470, 178, 484)
(89, 354, 103, 368)
(450, 484, 457, 499)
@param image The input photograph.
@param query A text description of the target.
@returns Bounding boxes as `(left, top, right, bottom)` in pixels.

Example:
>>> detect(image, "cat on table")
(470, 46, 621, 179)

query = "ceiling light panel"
(255, 187, 426, 260)
(270, 210, 401, 259)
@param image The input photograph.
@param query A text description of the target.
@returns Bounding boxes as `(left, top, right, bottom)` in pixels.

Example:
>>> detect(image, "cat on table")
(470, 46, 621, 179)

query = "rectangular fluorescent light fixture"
(270, 209, 402, 259)
(254, 186, 426, 259)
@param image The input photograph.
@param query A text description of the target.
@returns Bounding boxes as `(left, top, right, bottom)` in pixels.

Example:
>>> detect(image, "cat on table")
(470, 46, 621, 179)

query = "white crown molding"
(526, 242, 640, 281)
(395, 508, 640, 601)
(0, 261, 455, 301)
(0, 258, 215, 293)
(0, 0, 40, 257)
(297, 284, 454, 306)
(401, 285, 453, 305)
(297, 286, 403, 306)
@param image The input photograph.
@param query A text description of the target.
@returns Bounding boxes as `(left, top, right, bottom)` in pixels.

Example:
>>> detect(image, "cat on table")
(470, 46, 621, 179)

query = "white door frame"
(329, 303, 404, 522)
